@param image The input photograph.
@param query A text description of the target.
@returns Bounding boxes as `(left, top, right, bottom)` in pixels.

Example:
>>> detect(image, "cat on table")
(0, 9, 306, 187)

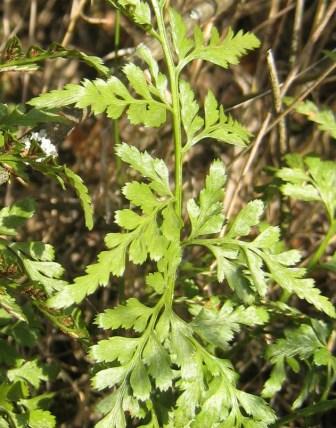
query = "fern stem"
(152, 0, 183, 219)
(307, 220, 336, 270)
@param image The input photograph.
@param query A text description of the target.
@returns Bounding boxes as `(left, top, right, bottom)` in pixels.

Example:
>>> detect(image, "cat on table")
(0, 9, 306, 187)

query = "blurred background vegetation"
(0, 0, 335, 426)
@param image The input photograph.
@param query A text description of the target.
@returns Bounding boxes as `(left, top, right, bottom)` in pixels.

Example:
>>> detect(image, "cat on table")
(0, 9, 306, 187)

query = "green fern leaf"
(266, 323, 327, 361)
(203, 111, 251, 146)
(7, 360, 46, 389)
(204, 90, 219, 128)
(130, 360, 151, 400)
(179, 81, 204, 145)
(93, 366, 128, 391)
(118, 0, 151, 26)
(145, 271, 165, 294)
(285, 97, 336, 138)
(304, 157, 336, 218)
(116, 143, 171, 196)
(29, 75, 168, 128)
(19, 256, 67, 295)
(48, 239, 129, 308)
(226, 200, 264, 238)
(63, 166, 94, 230)
(143, 334, 174, 390)
(207, 245, 253, 302)
(136, 44, 159, 81)
(191, 301, 268, 349)
(243, 248, 268, 296)
(277, 155, 336, 219)
(190, 27, 260, 68)
(263, 254, 335, 317)
(115, 209, 143, 230)
(162, 203, 181, 241)
(169, 8, 194, 60)
(263, 320, 336, 403)
(252, 226, 280, 248)
(11, 242, 55, 261)
(49, 145, 173, 309)
(262, 358, 286, 398)
(122, 182, 161, 213)
(90, 337, 139, 364)
(169, 10, 260, 72)
(123, 63, 152, 99)
(96, 298, 153, 332)
(0, 198, 35, 236)
(28, 84, 83, 109)
(0, 285, 27, 322)
(136, 44, 168, 101)
(187, 160, 226, 239)
(180, 87, 251, 150)
(95, 400, 126, 428)
(28, 409, 56, 428)
(281, 183, 320, 201)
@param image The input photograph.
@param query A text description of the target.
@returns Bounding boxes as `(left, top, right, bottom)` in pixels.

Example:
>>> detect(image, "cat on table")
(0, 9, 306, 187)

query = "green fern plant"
(284, 97, 336, 139)
(276, 154, 336, 270)
(275, 97, 336, 273)
(260, 97, 336, 424)
(26, 1, 335, 427)
(262, 319, 336, 408)
(0, 199, 90, 427)
(0, 36, 99, 427)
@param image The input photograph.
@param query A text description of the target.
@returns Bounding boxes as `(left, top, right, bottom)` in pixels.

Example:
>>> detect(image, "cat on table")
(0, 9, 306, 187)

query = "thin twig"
(62, 0, 87, 47)
(228, 60, 336, 173)
(3, 0, 11, 39)
(80, 13, 111, 25)
(290, 0, 304, 66)
(252, 0, 280, 91)
(22, 0, 37, 103)
(280, 1, 336, 97)
(223, 115, 271, 225)
(42, 0, 87, 91)
(266, 49, 287, 155)
(252, 2, 295, 32)
(223, 50, 285, 224)
(225, 53, 331, 114)
(222, 45, 335, 223)
(265, 61, 336, 136)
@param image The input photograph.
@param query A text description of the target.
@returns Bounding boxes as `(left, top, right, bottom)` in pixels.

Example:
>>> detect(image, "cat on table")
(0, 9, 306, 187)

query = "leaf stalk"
(308, 220, 336, 270)
(151, 0, 183, 219)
